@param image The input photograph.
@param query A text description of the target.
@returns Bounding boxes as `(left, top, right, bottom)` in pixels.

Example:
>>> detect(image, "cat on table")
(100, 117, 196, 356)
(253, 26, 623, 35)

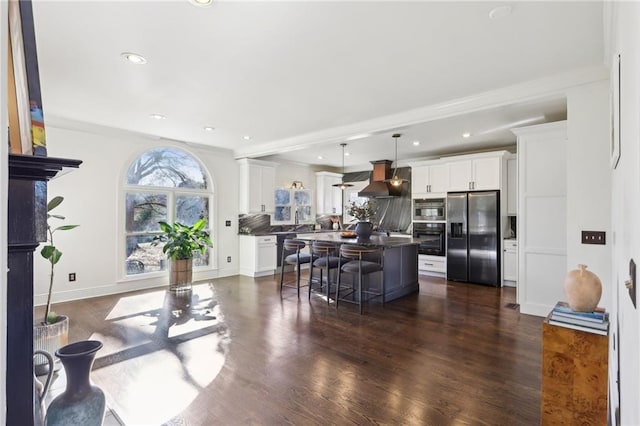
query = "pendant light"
(332, 143, 353, 190)
(385, 133, 409, 187)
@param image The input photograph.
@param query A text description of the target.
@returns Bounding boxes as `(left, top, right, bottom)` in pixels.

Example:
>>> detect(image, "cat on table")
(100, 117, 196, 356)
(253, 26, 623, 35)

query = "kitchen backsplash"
(343, 166, 412, 233)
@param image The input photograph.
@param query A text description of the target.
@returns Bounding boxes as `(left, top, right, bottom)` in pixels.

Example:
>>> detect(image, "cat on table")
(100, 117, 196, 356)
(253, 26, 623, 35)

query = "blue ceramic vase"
(45, 340, 105, 426)
(355, 221, 373, 239)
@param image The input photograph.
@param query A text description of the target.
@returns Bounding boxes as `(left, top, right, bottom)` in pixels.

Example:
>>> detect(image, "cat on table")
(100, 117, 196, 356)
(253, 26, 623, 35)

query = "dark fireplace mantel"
(7, 154, 81, 425)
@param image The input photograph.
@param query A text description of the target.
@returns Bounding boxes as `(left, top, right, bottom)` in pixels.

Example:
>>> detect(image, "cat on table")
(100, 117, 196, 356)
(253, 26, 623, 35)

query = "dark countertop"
(294, 232, 418, 248)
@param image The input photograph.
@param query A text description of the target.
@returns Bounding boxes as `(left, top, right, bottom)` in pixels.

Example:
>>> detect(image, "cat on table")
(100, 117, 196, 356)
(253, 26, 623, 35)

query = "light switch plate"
(581, 230, 606, 245)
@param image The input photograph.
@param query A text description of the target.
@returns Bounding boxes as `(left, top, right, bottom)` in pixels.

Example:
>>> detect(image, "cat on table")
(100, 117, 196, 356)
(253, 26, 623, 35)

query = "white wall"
(34, 125, 241, 304)
(566, 81, 612, 309)
(608, 2, 640, 424)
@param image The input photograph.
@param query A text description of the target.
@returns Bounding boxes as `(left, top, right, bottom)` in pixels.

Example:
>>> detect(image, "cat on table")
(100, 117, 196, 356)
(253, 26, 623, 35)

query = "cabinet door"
(503, 250, 517, 281)
(428, 164, 449, 193)
(507, 158, 517, 214)
(317, 174, 342, 215)
(257, 237, 276, 272)
(331, 185, 343, 215)
(411, 166, 429, 196)
(260, 166, 276, 212)
(448, 160, 472, 191)
(248, 166, 264, 213)
(473, 157, 501, 190)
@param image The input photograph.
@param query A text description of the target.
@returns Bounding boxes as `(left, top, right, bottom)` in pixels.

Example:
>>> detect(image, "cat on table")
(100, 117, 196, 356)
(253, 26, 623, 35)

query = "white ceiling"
(32, 1, 605, 169)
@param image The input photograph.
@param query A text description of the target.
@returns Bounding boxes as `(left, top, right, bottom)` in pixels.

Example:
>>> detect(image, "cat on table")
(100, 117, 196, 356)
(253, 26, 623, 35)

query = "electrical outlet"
(225, 220, 231, 227)
(227, 256, 231, 263)
(68, 273, 76, 282)
(581, 230, 606, 245)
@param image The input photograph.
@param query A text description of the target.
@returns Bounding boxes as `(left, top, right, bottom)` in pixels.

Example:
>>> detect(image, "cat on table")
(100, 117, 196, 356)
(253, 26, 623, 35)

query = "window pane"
(126, 235, 166, 275)
(297, 206, 312, 221)
(294, 190, 311, 205)
(274, 206, 291, 221)
(126, 148, 207, 189)
(275, 189, 290, 205)
(176, 196, 209, 226)
(193, 248, 210, 267)
(126, 193, 167, 232)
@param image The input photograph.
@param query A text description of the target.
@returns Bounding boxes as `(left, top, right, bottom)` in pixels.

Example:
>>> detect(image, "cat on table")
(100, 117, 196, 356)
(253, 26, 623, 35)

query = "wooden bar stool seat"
(280, 239, 314, 298)
(308, 241, 341, 304)
(336, 244, 384, 314)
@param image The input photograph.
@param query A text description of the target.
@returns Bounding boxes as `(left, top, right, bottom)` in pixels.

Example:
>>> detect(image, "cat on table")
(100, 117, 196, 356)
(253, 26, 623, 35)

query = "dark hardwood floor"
(38, 273, 543, 425)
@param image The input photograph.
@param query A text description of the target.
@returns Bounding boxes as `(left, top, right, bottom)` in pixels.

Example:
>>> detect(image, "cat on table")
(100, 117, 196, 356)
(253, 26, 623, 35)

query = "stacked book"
(548, 301, 609, 336)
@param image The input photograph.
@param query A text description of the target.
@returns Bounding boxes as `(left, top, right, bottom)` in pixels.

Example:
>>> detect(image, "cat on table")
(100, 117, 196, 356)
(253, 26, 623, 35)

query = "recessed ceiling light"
(317, 155, 323, 160)
(150, 113, 166, 120)
(189, 0, 213, 6)
(243, 136, 252, 140)
(203, 126, 215, 131)
(412, 141, 420, 146)
(462, 132, 471, 138)
(121, 52, 147, 65)
(489, 5, 512, 20)
(344, 152, 351, 157)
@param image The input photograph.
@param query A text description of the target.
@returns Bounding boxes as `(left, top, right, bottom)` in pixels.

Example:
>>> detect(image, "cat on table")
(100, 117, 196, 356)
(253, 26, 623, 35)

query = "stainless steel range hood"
(358, 160, 402, 198)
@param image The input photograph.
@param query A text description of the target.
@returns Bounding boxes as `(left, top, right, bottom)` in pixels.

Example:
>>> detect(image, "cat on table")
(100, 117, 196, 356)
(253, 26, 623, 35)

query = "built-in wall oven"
(414, 198, 446, 221)
(413, 222, 446, 256)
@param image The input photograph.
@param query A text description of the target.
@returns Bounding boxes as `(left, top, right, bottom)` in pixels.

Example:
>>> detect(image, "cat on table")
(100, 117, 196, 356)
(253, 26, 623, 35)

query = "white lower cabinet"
(239, 235, 277, 277)
(503, 239, 518, 285)
(418, 254, 446, 274)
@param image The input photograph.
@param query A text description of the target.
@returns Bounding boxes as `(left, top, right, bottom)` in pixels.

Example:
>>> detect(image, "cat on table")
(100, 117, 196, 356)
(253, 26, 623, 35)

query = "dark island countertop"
(294, 232, 418, 248)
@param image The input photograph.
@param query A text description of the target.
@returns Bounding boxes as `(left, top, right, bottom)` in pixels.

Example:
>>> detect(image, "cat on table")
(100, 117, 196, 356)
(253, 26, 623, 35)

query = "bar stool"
(336, 245, 384, 314)
(280, 239, 313, 298)
(308, 241, 341, 304)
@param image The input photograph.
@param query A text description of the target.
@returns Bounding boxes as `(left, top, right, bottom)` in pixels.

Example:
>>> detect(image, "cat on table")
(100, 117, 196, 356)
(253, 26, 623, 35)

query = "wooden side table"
(541, 316, 608, 425)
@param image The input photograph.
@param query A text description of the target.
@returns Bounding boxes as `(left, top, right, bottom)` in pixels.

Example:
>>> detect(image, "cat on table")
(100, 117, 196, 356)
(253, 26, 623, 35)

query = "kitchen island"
(295, 232, 420, 302)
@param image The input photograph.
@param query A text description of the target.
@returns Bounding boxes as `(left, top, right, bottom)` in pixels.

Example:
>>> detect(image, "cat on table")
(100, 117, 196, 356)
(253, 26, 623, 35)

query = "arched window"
(123, 147, 213, 276)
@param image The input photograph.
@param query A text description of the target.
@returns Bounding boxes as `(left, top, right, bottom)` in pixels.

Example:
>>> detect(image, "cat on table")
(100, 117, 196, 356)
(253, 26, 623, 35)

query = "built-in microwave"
(414, 198, 446, 221)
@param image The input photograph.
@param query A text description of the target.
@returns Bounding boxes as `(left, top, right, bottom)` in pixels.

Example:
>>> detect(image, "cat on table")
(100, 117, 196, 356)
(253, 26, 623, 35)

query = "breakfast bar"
(295, 232, 420, 302)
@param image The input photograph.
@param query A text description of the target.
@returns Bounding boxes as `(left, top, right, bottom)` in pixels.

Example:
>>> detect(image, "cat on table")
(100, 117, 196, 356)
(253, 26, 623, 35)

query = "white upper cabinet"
(507, 157, 517, 215)
(448, 157, 501, 191)
(238, 158, 277, 214)
(315, 172, 343, 215)
(411, 163, 449, 197)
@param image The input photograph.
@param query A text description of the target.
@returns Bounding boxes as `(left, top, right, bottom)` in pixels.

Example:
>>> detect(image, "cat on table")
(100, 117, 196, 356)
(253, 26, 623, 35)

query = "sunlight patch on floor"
(89, 284, 229, 424)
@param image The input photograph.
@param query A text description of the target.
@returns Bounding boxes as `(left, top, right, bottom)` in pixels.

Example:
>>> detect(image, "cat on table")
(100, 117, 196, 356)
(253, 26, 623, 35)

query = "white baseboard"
(35, 268, 240, 306)
(520, 302, 551, 317)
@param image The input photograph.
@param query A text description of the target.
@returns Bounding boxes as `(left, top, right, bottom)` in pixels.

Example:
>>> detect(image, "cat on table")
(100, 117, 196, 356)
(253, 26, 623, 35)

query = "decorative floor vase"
(45, 340, 105, 426)
(355, 221, 373, 239)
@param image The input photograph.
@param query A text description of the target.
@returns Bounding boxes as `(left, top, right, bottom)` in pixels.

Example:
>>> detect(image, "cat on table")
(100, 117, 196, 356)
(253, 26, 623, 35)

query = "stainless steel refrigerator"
(446, 191, 500, 286)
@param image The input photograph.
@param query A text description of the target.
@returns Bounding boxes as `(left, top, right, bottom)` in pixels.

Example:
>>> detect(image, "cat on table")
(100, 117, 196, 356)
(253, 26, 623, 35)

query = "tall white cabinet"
(512, 121, 567, 316)
(315, 171, 343, 215)
(238, 158, 277, 214)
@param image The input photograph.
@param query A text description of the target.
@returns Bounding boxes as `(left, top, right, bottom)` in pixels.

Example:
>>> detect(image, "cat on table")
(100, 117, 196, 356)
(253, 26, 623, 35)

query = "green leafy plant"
(153, 218, 212, 260)
(347, 200, 377, 222)
(41, 196, 79, 325)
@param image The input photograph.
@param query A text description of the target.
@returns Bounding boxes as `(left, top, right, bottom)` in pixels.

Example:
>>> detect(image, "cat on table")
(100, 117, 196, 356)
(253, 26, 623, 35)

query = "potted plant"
(347, 200, 377, 239)
(153, 217, 212, 291)
(34, 196, 79, 375)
